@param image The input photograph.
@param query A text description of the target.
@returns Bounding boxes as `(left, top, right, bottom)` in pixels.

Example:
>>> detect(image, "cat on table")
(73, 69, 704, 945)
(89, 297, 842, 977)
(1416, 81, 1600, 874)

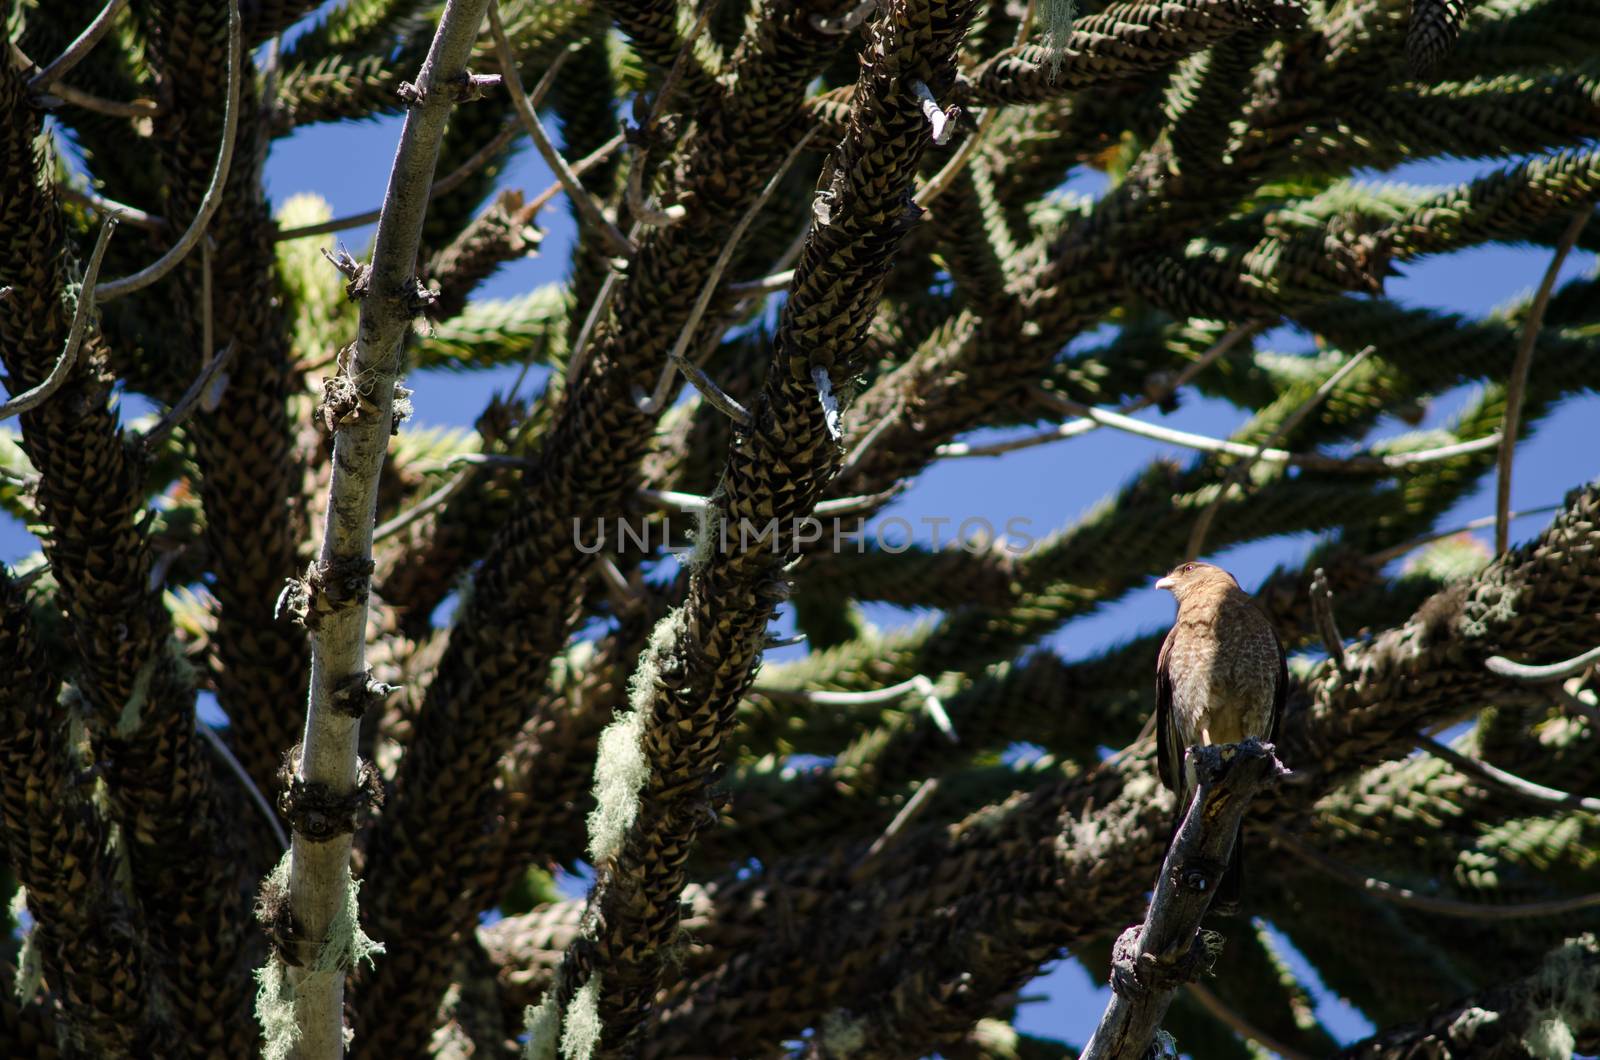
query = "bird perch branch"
(1081, 740, 1284, 1060)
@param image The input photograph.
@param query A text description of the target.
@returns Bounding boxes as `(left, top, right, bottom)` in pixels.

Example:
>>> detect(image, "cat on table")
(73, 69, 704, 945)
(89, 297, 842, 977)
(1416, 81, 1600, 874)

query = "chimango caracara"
(1154, 561, 1285, 908)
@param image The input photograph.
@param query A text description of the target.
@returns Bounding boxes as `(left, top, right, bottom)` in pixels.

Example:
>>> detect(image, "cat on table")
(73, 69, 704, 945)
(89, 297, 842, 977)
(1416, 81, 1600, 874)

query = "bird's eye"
(1181, 563, 1195, 574)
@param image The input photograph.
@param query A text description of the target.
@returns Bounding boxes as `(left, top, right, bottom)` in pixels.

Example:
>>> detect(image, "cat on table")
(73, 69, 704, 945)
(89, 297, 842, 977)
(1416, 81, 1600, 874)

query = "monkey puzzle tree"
(3, 0, 1599, 1057)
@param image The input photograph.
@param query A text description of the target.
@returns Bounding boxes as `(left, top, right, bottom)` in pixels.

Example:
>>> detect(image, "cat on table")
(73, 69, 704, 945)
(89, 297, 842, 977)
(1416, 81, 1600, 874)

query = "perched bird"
(1154, 561, 1285, 909)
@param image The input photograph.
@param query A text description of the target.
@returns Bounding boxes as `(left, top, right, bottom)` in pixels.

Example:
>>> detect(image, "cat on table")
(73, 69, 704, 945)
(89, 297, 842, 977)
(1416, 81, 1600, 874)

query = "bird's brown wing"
(1156, 624, 1179, 793)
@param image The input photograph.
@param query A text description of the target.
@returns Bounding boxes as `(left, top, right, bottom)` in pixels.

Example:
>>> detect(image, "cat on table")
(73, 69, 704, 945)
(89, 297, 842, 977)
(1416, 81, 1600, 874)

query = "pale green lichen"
(1403, 532, 1492, 582)
(115, 650, 160, 737)
(560, 974, 603, 1060)
(115, 638, 195, 738)
(1521, 933, 1600, 1059)
(522, 993, 561, 1060)
(253, 855, 385, 1060)
(967, 1018, 1020, 1056)
(1038, 0, 1077, 81)
(254, 854, 299, 1060)
(587, 612, 681, 863)
(1522, 1016, 1574, 1059)
(684, 486, 725, 570)
(254, 957, 299, 1060)
(10, 888, 40, 1003)
(318, 866, 385, 974)
(586, 710, 649, 864)
(818, 1009, 866, 1054)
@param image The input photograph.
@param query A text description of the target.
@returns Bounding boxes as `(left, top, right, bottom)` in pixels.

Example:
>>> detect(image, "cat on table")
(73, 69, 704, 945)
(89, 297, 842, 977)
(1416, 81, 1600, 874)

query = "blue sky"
(4, 49, 1598, 1058)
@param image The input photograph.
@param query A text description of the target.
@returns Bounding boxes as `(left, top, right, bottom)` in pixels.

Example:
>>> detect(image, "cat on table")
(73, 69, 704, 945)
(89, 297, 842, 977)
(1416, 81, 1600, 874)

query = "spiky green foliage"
(3, 0, 1600, 1058)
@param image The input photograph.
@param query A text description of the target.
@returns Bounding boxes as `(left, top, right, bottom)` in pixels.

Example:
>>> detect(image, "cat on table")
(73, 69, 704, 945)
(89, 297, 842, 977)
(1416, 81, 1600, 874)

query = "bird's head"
(1155, 561, 1239, 603)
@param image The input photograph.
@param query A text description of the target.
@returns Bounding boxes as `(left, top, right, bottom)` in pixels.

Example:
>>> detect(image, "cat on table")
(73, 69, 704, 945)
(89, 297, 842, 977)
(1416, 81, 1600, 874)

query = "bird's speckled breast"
(1169, 600, 1278, 747)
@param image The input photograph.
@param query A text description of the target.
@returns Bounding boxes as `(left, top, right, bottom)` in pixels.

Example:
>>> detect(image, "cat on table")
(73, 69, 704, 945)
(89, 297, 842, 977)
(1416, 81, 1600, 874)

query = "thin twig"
(637, 487, 712, 512)
(724, 223, 812, 302)
(522, 131, 629, 216)
(279, 122, 623, 243)
(1484, 646, 1600, 683)
(1269, 828, 1600, 920)
(625, 161, 688, 226)
(7, 558, 51, 589)
(441, 451, 537, 470)
(640, 481, 903, 518)
(31, 79, 159, 119)
(813, 0, 878, 33)
(137, 341, 237, 453)
(372, 468, 476, 544)
(1184, 981, 1315, 1060)
(850, 777, 941, 883)
(96, 0, 241, 300)
(201, 237, 215, 393)
(640, 128, 819, 414)
(487, 1, 634, 258)
(726, 269, 796, 298)
(593, 555, 641, 613)
(198, 723, 288, 851)
(1365, 505, 1562, 566)
(561, 232, 631, 387)
(1414, 734, 1600, 812)
(917, 104, 996, 207)
(1496, 210, 1590, 553)
(647, 1, 718, 128)
(27, 0, 129, 90)
(277, 120, 519, 242)
(1185, 346, 1374, 559)
(668, 350, 751, 425)
(835, 412, 895, 486)
(1013, 0, 1041, 45)
(754, 675, 924, 706)
(1309, 568, 1350, 681)
(0, 217, 118, 422)
(1483, 647, 1600, 727)
(622, 0, 719, 226)
(815, 482, 907, 517)
(911, 674, 958, 743)
(941, 325, 1257, 458)
(1029, 393, 1492, 472)
(58, 186, 164, 231)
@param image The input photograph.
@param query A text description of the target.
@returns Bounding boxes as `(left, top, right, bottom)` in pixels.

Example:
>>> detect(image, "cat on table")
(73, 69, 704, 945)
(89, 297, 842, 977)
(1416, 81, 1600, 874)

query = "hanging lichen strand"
(1, 0, 1598, 1058)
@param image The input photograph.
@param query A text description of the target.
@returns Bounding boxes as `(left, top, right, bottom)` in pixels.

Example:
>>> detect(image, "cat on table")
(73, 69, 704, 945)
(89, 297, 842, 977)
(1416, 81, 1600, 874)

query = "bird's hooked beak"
(1155, 574, 1175, 590)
